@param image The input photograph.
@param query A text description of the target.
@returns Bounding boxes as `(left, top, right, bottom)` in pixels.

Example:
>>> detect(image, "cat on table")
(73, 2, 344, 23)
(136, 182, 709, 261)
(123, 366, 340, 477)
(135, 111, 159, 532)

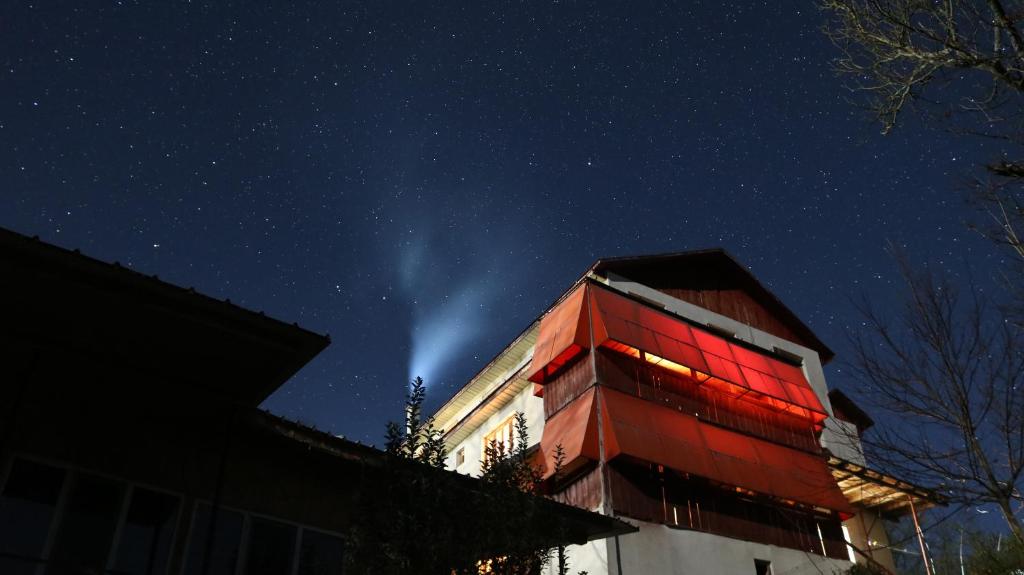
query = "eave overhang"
(0, 226, 329, 406)
(827, 454, 947, 518)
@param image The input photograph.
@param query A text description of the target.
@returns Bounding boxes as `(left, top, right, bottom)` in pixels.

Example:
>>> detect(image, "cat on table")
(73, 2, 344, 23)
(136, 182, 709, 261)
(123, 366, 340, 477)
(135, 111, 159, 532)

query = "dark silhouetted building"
(0, 227, 631, 575)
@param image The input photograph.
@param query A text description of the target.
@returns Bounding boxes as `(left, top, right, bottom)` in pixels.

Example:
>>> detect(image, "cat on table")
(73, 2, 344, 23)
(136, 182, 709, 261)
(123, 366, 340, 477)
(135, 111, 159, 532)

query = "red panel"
(600, 388, 853, 514)
(692, 329, 734, 360)
(528, 285, 591, 384)
(738, 365, 792, 403)
(728, 342, 775, 373)
(587, 284, 826, 421)
(539, 388, 600, 479)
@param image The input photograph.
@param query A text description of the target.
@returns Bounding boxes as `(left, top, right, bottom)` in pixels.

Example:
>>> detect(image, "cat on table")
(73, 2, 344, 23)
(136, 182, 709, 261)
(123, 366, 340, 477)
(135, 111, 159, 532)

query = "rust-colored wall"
(553, 465, 603, 512)
(657, 287, 806, 347)
(543, 355, 596, 419)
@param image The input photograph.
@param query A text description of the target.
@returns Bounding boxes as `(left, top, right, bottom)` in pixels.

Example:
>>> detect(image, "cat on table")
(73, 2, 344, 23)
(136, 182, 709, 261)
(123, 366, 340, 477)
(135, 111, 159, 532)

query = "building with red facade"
(433, 251, 943, 575)
(0, 227, 632, 575)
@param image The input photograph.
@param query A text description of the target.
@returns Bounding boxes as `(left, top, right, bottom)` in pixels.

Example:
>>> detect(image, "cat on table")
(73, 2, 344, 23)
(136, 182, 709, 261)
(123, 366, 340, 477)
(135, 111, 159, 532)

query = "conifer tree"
(385, 376, 447, 467)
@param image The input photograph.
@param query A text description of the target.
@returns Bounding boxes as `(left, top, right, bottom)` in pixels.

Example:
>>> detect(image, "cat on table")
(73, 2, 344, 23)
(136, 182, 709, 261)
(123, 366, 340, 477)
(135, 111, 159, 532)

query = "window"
(754, 559, 772, 575)
(45, 473, 126, 575)
(0, 458, 186, 575)
(482, 416, 516, 460)
(842, 524, 857, 563)
(111, 487, 181, 575)
(184, 504, 245, 575)
(297, 529, 345, 575)
(184, 504, 346, 575)
(455, 447, 465, 468)
(0, 458, 345, 575)
(243, 517, 296, 575)
(0, 459, 67, 575)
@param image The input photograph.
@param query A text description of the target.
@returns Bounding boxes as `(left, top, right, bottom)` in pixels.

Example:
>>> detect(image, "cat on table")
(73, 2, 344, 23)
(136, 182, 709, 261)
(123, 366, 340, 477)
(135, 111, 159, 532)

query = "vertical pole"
(959, 527, 966, 575)
(908, 495, 933, 575)
(858, 503, 873, 563)
(200, 407, 236, 575)
(588, 284, 610, 515)
(588, 283, 623, 574)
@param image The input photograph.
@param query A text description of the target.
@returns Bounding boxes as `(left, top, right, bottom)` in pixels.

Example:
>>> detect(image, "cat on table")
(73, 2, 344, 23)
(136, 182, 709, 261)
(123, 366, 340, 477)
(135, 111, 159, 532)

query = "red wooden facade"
(528, 279, 849, 559)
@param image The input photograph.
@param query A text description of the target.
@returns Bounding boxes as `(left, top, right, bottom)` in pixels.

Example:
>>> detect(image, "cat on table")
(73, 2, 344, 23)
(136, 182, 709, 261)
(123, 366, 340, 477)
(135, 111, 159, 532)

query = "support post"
(908, 495, 932, 575)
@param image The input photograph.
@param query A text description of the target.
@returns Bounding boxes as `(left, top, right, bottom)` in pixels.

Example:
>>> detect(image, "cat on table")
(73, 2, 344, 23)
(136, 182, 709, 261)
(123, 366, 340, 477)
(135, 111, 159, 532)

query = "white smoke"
(407, 283, 491, 386)
(398, 227, 502, 388)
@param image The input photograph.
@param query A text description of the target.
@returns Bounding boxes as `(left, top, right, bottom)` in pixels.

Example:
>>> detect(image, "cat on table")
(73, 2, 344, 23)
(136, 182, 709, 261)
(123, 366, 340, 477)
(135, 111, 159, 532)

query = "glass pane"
(112, 487, 181, 575)
(243, 517, 296, 575)
(45, 473, 125, 575)
(184, 504, 244, 575)
(298, 530, 345, 575)
(0, 459, 66, 575)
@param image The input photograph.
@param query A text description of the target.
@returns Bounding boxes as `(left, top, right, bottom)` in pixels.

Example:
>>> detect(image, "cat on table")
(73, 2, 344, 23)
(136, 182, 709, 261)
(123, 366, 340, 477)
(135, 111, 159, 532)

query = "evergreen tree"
(476, 411, 549, 575)
(385, 376, 447, 467)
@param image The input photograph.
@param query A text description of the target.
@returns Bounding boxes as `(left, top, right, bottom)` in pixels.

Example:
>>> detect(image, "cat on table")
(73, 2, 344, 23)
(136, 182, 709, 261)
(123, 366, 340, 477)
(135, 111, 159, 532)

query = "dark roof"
(252, 409, 637, 545)
(589, 249, 835, 363)
(828, 389, 875, 432)
(0, 226, 329, 406)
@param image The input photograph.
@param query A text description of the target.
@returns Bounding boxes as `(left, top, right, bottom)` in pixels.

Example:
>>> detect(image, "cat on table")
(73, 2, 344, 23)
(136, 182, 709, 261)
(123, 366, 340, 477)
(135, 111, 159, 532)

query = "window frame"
(482, 415, 517, 461)
(182, 500, 347, 575)
(0, 453, 186, 575)
(0, 454, 348, 575)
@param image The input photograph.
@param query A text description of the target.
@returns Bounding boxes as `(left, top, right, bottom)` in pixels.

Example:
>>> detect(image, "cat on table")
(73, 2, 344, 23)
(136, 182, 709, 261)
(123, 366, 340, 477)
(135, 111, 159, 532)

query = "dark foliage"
(345, 380, 593, 574)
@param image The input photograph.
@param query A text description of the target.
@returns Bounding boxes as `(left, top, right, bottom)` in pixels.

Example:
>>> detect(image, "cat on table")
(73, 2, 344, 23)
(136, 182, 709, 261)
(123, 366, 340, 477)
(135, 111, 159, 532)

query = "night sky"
(2, 1, 1007, 444)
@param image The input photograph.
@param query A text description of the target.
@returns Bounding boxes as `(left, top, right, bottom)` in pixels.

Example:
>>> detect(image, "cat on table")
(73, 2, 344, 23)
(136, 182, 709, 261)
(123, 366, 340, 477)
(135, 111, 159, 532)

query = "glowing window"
(482, 416, 516, 460)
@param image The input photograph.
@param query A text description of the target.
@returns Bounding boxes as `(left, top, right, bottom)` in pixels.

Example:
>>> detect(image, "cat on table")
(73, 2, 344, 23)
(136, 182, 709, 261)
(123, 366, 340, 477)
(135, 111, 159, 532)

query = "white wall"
(605, 521, 853, 575)
(542, 538, 612, 575)
(444, 382, 544, 476)
(821, 418, 866, 465)
(844, 510, 896, 573)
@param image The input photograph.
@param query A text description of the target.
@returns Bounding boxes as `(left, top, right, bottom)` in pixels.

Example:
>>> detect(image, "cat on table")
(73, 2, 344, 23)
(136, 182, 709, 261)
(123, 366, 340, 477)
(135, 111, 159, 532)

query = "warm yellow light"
(642, 351, 693, 378)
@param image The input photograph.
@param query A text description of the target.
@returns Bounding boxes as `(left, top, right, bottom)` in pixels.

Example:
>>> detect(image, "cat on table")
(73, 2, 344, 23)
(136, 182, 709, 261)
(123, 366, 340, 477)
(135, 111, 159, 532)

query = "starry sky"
(1, 1, 1007, 444)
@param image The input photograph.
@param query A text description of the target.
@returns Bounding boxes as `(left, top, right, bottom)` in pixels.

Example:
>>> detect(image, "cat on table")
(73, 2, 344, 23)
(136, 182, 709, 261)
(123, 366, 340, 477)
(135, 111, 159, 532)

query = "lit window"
(483, 416, 516, 460)
(842, 524, 857, 563)
(455, 447, 465, 467)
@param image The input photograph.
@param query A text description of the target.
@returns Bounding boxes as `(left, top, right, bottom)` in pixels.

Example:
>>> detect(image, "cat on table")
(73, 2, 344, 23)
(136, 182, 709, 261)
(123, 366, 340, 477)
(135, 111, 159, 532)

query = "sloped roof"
(0, 226, 329, 406)
(589, 249, 834, 363)
(434, 248, 834, 434)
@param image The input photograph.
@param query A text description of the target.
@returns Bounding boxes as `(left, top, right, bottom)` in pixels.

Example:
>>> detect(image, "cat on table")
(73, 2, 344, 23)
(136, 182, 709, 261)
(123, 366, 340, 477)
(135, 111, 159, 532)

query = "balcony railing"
(597, 350, 821, 453)
(608, 463, 848, 560)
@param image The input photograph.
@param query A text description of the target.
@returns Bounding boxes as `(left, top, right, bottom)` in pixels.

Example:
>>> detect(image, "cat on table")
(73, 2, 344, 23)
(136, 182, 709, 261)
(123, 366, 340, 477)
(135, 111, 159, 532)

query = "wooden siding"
(543, 355, 596, 419)
(657, 287, 806, 349)
(552, 464, 603, 512)
(608, 462, 848, 560)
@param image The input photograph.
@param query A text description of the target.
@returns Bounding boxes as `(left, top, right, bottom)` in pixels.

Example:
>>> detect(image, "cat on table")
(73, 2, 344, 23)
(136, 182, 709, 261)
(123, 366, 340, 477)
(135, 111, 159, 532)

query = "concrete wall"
(543, 538, 613, 575)
(599, 521, 853, 575)
(844, 510, 896, 573)
(445, 382, 544, 477)
(822, 418, 867, 465)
